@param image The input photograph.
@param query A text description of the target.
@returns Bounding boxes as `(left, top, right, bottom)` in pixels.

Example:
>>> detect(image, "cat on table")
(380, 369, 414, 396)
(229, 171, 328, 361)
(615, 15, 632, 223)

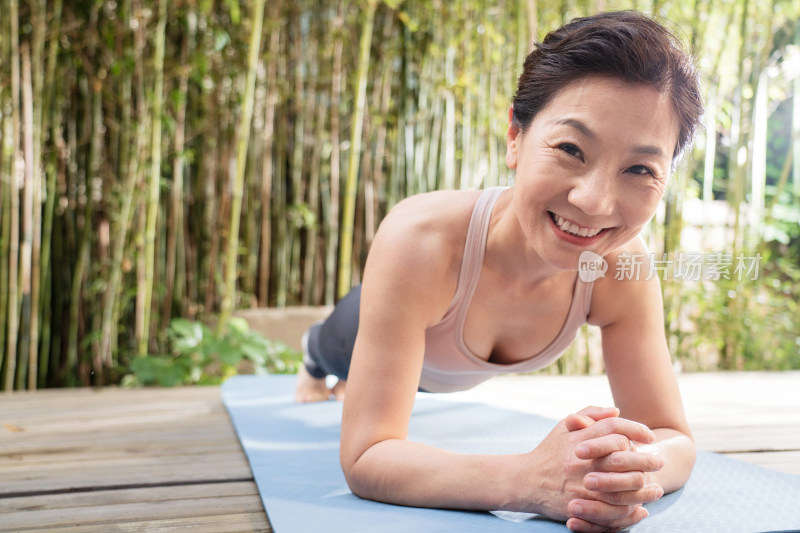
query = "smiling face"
(505, 75, 680, 271)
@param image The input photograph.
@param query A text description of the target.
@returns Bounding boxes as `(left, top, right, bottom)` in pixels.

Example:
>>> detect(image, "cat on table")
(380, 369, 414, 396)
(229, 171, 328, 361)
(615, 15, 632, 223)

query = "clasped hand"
(527, 406, 665, 532)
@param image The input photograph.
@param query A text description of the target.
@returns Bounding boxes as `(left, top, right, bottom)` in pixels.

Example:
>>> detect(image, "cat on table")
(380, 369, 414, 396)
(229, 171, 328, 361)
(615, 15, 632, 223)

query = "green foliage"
(123, 318, 301, 387)
(667, 245, 800, 372)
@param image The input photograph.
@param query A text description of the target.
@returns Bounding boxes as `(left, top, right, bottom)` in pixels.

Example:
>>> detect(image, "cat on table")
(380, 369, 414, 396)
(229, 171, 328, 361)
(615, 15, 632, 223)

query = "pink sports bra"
(419, 186, 596, 393)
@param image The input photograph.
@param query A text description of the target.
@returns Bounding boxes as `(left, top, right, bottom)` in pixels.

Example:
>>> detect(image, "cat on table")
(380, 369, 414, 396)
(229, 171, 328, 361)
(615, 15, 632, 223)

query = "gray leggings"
(303, 285, 362, 380)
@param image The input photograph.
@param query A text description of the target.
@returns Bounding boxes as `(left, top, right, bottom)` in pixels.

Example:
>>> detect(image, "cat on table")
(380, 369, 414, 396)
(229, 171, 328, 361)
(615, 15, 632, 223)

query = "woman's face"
(505, 75, 679, 271)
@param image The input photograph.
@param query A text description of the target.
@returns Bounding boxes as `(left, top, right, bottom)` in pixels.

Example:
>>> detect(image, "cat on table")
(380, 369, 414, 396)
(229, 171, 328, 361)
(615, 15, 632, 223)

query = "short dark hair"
(511, 10, 702, 159)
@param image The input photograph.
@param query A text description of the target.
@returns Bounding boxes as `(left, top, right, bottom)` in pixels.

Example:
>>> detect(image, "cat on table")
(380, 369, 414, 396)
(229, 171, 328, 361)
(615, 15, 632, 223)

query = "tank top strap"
(450, 186, 508, 319)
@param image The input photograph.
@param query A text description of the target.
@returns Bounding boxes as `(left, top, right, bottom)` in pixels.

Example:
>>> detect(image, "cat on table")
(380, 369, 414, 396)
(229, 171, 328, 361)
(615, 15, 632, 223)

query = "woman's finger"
(567, 498, 640, 524)
(591, 450, 665, 473)
(584, 471, 648, 492)
(566, 406, 621, 432)
(565, 413, 595, 432)
(575, 406, 621, 421)
(584, 479, 665, 506)
(579, 417, 656, 446)
(566, 506, 649, 533)
(575, 433, 634, 459)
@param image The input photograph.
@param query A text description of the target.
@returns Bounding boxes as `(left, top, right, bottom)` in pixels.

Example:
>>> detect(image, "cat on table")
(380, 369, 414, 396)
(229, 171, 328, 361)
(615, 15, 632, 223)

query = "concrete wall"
(234, 306, 333, 352)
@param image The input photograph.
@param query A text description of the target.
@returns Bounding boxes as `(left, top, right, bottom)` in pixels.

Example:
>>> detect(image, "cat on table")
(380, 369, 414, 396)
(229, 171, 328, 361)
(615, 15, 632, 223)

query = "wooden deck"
(1, 371, 798, 532)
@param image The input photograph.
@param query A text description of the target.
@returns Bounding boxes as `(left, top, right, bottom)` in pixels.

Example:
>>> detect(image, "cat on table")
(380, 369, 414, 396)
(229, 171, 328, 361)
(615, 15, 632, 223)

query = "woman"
(296, 10, 702, 532)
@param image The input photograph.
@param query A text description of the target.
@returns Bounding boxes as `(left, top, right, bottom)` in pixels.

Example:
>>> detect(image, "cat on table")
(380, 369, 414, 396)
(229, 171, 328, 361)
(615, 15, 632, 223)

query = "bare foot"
(295, 365, 332, 402)
(331, 379, 346, 401)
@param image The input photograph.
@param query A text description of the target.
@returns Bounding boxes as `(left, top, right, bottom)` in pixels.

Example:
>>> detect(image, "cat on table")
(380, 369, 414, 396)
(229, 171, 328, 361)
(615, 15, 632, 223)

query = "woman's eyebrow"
(555, 118, 595, 138)
(631, 145, 664, 156)
(556, 117, 666, 157)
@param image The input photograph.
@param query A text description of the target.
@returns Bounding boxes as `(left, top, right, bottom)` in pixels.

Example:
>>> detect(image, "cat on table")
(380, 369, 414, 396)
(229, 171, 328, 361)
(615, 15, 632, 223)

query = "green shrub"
(123, 317, 301, 387)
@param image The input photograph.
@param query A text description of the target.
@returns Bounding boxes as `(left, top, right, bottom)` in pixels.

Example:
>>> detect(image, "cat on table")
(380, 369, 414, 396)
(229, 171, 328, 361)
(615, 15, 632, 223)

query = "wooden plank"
(1, 455, 254, 495)
(723, 450, 800, 476)
(2, 423, 238, 453)
(0, 481, 259, 514)
(1, 490, 267, 530)
(7, 513, 271, 533)
(692, 424, 800, 453)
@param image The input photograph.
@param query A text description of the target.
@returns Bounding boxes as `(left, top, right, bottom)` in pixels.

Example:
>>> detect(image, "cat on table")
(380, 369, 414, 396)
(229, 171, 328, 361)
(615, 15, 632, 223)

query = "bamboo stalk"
(132, 0, 148, 354)
(443, 43, 456, 191)
(369, 13, 394, 240)
(4, 0, 21, 391)
(217, 0, 266, 333)
(141, 0, 167, 351)
(26, 0, 46, 390)
(720, 0, 751, 370)
(288, 1, 306, 305)
(273, 47, 290, 307)
(401, 24, 414, 200)
(37, 0, 63, 387)
(303, 28, 327, 304)
(389, 28, 406, 207)
(527, 0, 538, 47)
(426, 96, 443, 191)
(749, 67, 768, 246)
(162, 19, 192, 332)
(413, 54, 431, 194)
(0, 3, 9, 384)
(793, 23, 800, 198)
(20, 42, 35, 390)
(67, 71, 96, 387)
(243, 123, 258, 302)
(202, 108, 220, 317)
(338, 0, 377, 298)
(139, 0, 167, 355)
(324, 1, 343, 305)
(89, 78, 105, 383)
(100, 0, 132, 368)
(259, 1, 280, 306)
(702, 84, 717, 206)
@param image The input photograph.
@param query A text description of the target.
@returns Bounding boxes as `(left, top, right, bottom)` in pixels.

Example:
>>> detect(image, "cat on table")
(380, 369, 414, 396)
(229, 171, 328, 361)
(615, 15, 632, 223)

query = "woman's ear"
(505, 116, 522, 169)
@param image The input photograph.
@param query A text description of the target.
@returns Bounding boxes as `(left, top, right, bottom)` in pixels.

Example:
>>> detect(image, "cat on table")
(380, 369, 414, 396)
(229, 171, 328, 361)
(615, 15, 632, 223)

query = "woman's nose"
(566, 170, 616, 217)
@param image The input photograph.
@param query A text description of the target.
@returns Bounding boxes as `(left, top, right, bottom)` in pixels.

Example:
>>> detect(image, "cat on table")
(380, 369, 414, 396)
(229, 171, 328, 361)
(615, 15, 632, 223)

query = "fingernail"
(576, 444, 589, 457)
(585, 475, 598, 489)
(571, 502, 583, 515)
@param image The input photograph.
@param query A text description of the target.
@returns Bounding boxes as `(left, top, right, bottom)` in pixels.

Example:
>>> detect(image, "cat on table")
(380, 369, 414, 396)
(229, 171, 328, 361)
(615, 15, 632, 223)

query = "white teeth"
(552, 213, 602, 238)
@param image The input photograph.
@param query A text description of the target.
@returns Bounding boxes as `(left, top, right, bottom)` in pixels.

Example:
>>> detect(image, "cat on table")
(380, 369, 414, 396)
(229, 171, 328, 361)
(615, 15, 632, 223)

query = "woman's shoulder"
(588, 236, 662, 327)
(385, 189, 482, 224)
(368, 190, 482, 280)
(378, 189, 482, 248)
(362, 189, 484, 325)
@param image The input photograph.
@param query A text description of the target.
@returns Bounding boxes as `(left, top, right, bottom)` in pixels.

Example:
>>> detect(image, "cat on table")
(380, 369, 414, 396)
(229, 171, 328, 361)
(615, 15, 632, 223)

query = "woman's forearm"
(344, 438, 531, 513)
(647, 428, 696, 493)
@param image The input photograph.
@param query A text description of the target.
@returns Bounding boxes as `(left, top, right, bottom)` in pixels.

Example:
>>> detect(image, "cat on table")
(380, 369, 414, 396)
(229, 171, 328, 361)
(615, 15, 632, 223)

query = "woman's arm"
(567, 244, 695, 530)
(340, 200, 663, 528)
(340, 198, 521, 510)
(596, 247, 695, 492)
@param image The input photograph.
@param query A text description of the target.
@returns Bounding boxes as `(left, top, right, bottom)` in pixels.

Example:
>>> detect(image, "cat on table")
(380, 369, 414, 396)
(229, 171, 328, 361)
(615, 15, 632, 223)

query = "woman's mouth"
(548, 211, 608, 241)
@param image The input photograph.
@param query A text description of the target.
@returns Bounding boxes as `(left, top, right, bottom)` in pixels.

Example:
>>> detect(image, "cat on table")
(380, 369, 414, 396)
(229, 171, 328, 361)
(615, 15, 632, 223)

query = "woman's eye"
(628, 165, 654, 176)
(559, 143, 583, 160)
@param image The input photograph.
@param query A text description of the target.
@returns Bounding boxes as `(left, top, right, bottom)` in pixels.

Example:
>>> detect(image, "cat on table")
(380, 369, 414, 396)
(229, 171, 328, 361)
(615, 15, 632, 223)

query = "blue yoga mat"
(221, 375, 800, 532)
